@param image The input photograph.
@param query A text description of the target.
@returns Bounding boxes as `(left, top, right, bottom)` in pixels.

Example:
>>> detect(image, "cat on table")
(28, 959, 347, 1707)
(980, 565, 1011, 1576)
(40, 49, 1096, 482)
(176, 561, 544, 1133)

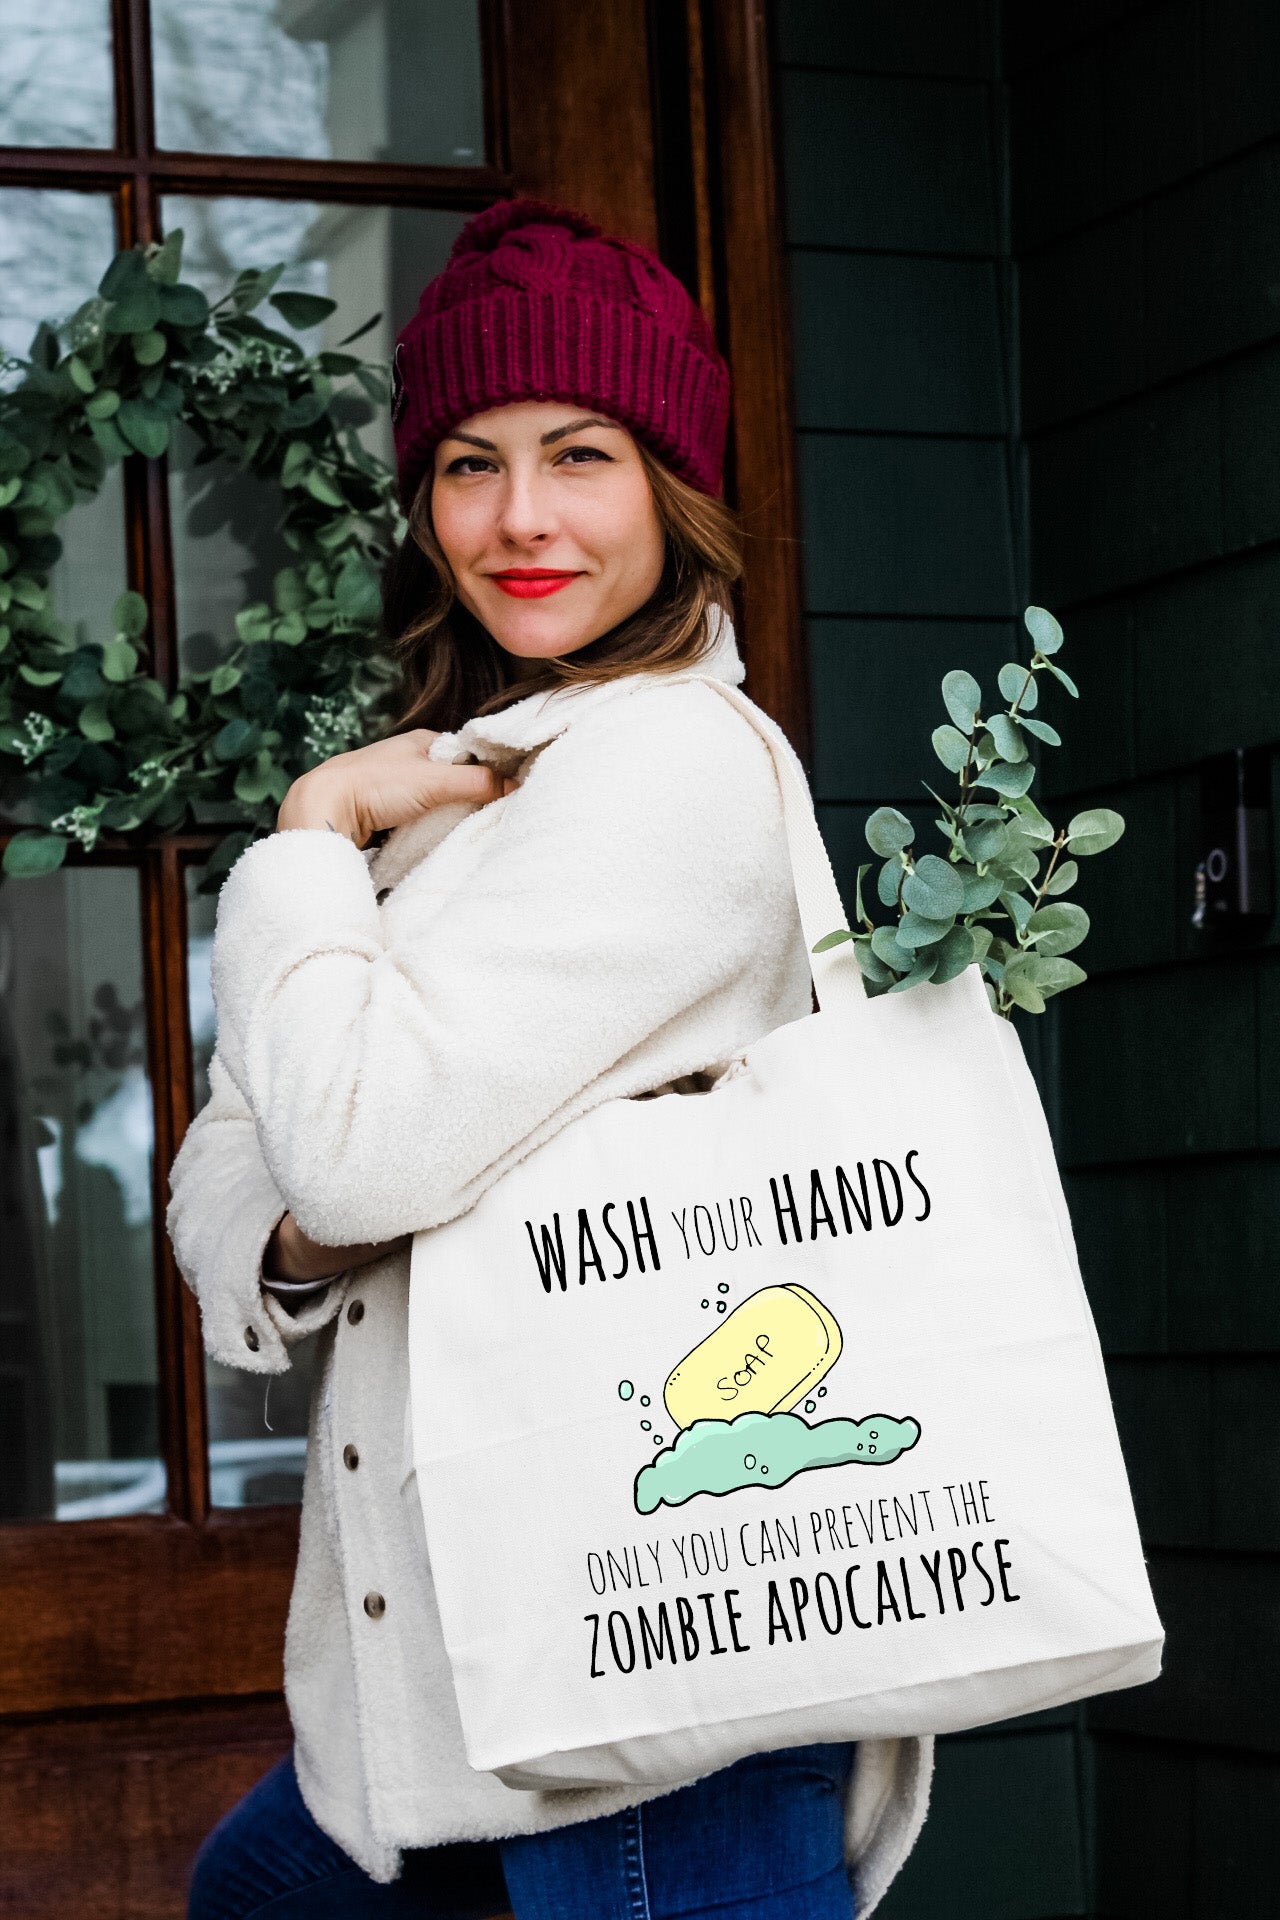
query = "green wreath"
(0, 229, 403, 887)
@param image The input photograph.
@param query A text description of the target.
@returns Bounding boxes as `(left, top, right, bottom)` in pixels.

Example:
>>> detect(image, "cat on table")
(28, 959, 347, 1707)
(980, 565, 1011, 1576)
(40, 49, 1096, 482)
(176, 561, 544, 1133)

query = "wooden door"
(0, 3, 799, 1911)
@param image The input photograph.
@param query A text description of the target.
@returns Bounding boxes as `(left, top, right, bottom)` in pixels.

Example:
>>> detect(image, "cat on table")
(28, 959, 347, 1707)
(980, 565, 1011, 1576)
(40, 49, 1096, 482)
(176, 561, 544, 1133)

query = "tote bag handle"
(685, 674, 867, 1016)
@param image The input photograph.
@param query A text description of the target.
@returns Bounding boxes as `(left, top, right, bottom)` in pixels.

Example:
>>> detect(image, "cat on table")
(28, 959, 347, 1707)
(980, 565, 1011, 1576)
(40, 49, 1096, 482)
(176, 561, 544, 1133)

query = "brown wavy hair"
(381, 441, 743, 737)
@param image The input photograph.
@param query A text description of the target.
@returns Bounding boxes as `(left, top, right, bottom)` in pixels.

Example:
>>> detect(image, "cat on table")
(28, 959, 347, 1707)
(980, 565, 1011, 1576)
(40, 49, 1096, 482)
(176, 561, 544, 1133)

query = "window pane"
(152, 0, 484, 166)
(0, 0, 114, 150)
(0, 188, 117, 372)
(185, 862, 318, 1507)
(162, 196, 464, 676)
(0, 866, 166, 1521)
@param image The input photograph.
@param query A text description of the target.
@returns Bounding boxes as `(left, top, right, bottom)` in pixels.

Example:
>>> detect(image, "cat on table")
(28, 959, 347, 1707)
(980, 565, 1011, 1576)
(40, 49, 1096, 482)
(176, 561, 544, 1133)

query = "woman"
(169, 199, 932, 1920)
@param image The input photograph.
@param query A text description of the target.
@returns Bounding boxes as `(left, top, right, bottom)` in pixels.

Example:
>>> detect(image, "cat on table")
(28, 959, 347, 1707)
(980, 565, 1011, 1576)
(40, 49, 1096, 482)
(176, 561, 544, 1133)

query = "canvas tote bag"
(408, 673, 1163, 1791)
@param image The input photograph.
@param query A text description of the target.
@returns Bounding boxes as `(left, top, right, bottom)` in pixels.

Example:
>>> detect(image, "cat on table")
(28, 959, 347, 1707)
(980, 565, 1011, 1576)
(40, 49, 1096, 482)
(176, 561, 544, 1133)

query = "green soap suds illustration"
(633, 1410, 921, 1515)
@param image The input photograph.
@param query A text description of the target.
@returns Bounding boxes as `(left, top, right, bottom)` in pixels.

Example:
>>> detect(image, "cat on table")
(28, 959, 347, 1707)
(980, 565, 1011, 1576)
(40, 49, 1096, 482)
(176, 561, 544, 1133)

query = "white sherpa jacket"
(165, 613, 933, 1911)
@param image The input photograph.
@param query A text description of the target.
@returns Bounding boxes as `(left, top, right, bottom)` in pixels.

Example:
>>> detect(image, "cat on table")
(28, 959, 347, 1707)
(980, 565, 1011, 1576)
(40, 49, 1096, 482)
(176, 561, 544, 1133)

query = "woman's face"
(430, 400, 666, 671)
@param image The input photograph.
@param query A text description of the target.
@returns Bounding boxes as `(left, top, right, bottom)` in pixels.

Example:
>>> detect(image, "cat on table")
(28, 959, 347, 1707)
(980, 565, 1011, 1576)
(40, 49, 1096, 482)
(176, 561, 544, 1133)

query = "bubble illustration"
(640, 1420, 651, 1431)
(653, 1435, 663, 1445)
(633, 1411, 922, 1514)
(716, 1301, 727, 1314)
(618, 1381, 634, 1401)
(717, 1282, 730, 1294)
(640, 1396, 650, 1407)
(818, 1386, 827, 1398)
(701, 1299, 709, 1309)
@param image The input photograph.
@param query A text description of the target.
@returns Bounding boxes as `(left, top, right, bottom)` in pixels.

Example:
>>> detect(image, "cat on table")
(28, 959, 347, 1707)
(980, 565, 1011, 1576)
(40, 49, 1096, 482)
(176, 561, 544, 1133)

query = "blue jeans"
(188, 1744, 856, 1919)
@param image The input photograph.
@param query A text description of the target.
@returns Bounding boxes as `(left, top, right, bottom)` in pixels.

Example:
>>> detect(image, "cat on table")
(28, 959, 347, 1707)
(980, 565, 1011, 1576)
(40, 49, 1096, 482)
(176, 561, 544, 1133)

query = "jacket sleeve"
(207, 679, 800, 1248)
(165, 1048, 348, 1372)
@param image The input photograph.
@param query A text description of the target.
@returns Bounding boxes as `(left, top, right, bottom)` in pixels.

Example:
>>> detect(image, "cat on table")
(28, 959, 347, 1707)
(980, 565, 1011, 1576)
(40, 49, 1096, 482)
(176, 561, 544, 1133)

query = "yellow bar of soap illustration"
(663, 1284, 843, 1430)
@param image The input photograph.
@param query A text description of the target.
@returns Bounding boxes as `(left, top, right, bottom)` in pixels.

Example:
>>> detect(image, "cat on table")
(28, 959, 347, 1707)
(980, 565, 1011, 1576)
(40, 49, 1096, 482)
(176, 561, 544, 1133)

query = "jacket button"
(244, 1325, 260, 1352)
(363, 1591, 386, 1620)
(343, 1444, 359, 1471)
(347, 1299, 364, 1325)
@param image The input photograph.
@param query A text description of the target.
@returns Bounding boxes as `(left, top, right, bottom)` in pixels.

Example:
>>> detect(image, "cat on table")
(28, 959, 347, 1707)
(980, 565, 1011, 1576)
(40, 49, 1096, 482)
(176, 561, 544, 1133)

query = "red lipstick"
(488, 569, 582, 599)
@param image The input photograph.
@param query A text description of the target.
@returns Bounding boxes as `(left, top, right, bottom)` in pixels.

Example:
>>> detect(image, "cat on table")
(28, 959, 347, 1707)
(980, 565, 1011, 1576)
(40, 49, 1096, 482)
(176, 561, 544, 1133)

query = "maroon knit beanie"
(391, 198, 730, 507)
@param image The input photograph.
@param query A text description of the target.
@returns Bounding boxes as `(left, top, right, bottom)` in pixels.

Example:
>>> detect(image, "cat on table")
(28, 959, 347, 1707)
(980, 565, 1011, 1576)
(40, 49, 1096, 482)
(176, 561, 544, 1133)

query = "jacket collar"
(429, 605, 744, 764)
(367, 610, 746, 892)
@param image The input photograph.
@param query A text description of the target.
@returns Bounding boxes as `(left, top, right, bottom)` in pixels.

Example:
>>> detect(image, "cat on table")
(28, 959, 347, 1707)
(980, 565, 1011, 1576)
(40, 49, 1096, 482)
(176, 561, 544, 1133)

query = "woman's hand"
(263, 1210, 411, 1284)
(277, 729, 516, 847)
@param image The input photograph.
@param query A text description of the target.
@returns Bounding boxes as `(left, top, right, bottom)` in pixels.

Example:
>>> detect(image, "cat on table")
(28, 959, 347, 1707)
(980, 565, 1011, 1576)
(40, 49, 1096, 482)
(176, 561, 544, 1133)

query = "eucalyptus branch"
(812, 607, 1125, 1018)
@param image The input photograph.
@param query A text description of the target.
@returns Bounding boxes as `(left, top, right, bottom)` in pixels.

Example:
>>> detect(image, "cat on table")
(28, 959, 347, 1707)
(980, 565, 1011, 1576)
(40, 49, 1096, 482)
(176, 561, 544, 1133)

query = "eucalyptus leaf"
(967, 924, 994, 966)
(1001, 889, 1033, 935)
(1044, 858, 1079, 895)
(99, 249, 149, 301)
(1067, 806, 1125, 856)
(942, 669, 982, 732)
(1019, 715, 1061, 746)
(1007, 797, 1055, 842)
(147, 230, 184, 286)
(998, 660, 1037, 710)
(931, 923, 975, 984)
(213, 717, 261, 761)
(104, 287, 161, 335)
(853, 861, 871, 927)
(78, 699, 115, 741)
(1027, 901, 1090, 956)
(117, 399, 170, 457)
(334, 552, 381, 622)
(876, 858, 903, 908)
(812, 928, 855, 951)
(865, 806, 915, 857)
(272, 290, 339, 331)
(931, 723, 971, 772)
(113, 590, 148, 638)
(133, 330, 167, 365)
(960, 869, 1002, 912)
(1043, 658, 1079, 697)
(888, 950, 940, 993)
(100, 638, 138, 682)
(985, 712, 1027, 763)
(1002, 955, 1046, 1014)
(966, 819, 1008, 864)
(1024, 605, 1064, 655)
(854, 941, 895, 987)
(871, 925, 914, 973)
(2, 829, 68, 876)
(157, 283, 210, 328)
(973, 760, 1036, 798)
(235, 604, 273, 645)
(898, 909, 955, 949)
(901, 852, 964, 919)
(305, 467, 345, 508)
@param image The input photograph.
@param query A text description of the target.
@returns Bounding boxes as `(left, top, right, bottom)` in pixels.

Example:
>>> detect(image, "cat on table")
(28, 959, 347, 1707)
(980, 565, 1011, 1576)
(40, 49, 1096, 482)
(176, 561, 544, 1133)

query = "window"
(0, 0, 499, 1533)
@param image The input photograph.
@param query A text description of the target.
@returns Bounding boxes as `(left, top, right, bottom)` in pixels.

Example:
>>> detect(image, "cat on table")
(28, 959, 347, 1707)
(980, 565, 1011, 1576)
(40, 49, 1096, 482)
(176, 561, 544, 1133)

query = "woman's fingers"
(435, 762, 507, 804)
